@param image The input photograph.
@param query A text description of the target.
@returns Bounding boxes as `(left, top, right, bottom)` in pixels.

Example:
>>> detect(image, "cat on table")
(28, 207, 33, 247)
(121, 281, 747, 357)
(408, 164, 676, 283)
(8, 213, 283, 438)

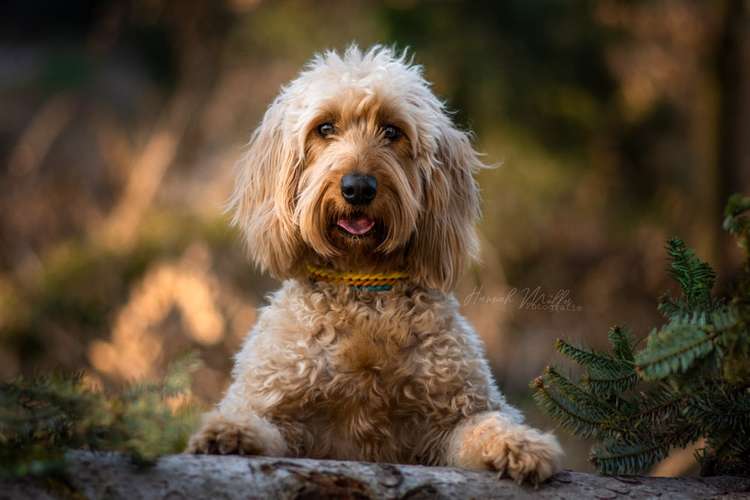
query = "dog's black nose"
(341, 174, 377, 205)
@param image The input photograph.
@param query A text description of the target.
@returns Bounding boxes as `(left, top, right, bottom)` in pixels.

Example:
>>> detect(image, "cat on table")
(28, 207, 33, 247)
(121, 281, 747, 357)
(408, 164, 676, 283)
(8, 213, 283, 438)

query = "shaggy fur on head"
(187, 45, 563, 484)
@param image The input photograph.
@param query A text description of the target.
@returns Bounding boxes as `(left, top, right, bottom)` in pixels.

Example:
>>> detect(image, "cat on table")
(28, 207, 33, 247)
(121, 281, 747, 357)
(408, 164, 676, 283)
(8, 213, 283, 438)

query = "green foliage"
(533, 195, 750, 476)
(591, 441, 671, 477)
(532, 367, 619, 439)
(663, 238, 717, 312)
(636, 312, 718, 380)
(724, 194, 750, 250)
(0, 354, 200, 478)
(554, 328, 639, 397)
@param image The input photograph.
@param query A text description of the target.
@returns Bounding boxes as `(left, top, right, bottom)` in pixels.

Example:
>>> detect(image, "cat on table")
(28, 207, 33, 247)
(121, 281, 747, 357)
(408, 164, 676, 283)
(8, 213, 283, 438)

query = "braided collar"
(307, 265, 408, 292)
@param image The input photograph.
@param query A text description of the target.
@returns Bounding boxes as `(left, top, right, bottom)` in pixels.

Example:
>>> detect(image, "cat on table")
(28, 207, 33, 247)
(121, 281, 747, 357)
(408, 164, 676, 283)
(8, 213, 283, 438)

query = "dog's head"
(229, 46, 484, 291)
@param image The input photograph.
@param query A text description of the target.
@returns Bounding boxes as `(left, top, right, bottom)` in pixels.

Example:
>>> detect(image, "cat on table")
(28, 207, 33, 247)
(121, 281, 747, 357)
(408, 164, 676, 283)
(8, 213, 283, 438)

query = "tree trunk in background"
(3, 452, 750, 500)
(717, 0, 750, 278)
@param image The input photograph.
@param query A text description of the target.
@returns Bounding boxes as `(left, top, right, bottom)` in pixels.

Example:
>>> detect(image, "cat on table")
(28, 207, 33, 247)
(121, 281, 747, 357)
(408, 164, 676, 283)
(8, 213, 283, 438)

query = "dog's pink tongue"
(337, 215, 375, 235)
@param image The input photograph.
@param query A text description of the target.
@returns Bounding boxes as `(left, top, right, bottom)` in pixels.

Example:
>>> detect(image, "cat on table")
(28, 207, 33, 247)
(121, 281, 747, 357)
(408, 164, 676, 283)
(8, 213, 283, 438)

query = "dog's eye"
(317, 122, 335, 137)
(382, 125, 402, 141)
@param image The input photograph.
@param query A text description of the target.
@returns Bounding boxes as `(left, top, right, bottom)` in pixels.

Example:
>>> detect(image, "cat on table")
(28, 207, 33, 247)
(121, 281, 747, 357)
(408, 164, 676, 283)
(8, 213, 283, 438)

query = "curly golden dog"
(187, 46, 563, 484)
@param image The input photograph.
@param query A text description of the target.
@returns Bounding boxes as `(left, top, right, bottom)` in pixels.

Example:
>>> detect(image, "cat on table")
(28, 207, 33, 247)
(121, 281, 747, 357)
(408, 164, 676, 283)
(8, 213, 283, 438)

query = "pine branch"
(590, 440, 670, 476)
(555, 339, 632, 373)
(555, 338, 637, 396)
(534, 195, 750, 477)
(584, 370, 638, 398)
(635, 307, 742, 380)
(630, 387, 687, 428)
(657, 293, 683, 319)
(685, 385, 750, 435)
(665, 238, 716, 312)
(635, 312, 724, 380)
(723, 194, 750, 250)
(608, 326, 635, 363)
(581, 327, 639, 397)
(591, 422, 700, 476)
(0, 355, 201, 477)
(699, 433, 750, 476)
(532, 367, 623, 439)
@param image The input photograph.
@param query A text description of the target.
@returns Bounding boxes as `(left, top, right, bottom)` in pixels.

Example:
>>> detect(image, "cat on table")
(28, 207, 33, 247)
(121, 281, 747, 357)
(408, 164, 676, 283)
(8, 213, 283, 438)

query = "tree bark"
(2, 451, 750, 500)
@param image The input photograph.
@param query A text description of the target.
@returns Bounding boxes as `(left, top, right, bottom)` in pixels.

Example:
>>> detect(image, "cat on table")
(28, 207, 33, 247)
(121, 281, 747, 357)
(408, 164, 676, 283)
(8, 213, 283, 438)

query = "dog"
(186, 46, 563, 484)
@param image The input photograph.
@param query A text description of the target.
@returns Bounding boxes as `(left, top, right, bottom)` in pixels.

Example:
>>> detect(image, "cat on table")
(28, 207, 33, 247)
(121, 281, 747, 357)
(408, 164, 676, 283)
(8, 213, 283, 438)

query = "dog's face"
(298, 90, 420, 261)
(229, 46, 484, 291)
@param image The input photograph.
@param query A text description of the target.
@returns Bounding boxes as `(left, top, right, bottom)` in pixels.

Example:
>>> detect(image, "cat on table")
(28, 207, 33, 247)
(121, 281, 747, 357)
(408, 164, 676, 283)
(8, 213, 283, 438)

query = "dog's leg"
(444, 411, 563, 484)
(186, 410, 288, 457)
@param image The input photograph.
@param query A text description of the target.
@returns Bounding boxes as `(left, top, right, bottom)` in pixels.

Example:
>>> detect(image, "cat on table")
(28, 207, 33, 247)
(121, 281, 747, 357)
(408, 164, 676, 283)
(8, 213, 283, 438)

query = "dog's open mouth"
(336, 214, 375, 236)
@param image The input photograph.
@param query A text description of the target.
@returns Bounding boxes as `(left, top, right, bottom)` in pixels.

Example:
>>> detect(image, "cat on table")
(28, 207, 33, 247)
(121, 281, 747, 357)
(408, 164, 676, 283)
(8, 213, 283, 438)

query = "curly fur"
(187, 45, 563, 484)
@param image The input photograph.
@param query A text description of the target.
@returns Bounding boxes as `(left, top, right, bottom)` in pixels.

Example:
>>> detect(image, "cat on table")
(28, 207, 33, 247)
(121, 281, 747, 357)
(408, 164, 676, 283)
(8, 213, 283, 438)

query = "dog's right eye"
(317, 123, 335, 137)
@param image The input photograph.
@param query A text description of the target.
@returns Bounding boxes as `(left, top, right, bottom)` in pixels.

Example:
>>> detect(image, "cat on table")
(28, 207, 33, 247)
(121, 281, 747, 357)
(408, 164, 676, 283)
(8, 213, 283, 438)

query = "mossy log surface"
(3, 451, 750, 499)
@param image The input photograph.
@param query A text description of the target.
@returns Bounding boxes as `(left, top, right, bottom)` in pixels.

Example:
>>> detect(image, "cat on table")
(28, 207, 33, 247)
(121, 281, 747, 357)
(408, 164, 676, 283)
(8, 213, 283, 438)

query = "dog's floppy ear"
(227, 96, 302, 278)
(410, 124, 483, 292)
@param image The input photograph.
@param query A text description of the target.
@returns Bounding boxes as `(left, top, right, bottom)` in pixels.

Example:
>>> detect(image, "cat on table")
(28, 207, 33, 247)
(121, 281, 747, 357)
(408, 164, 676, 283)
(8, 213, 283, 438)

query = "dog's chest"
(324, 318, 415, 371)
(256, 285, 464, 461)
(310, 320, 425, 460)
(291, 312, 435, 460)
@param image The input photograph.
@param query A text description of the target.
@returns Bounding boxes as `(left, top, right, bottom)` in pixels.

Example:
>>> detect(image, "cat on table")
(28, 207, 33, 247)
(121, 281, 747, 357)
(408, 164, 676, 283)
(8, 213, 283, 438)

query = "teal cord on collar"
(352, 284, 393, 292)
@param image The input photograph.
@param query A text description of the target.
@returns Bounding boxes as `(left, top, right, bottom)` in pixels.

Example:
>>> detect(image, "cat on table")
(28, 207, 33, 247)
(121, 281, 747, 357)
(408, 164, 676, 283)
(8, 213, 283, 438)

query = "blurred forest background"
(2, 0, 749, 474)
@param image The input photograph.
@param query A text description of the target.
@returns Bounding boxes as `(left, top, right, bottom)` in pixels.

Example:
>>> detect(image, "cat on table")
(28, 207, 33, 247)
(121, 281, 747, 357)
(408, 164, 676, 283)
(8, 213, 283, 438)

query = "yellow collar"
(307, 265, 408, 291)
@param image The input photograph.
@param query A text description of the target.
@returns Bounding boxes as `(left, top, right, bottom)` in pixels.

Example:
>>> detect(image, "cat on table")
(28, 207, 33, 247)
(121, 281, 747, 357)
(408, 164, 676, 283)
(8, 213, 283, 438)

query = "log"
(3, 451, 750, 499)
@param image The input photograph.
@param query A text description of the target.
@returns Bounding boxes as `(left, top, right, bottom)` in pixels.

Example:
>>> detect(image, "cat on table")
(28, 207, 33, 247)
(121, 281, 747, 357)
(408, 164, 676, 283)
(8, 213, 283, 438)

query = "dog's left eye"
(317, 122, 335, 137)
(382, 125, 402, 141)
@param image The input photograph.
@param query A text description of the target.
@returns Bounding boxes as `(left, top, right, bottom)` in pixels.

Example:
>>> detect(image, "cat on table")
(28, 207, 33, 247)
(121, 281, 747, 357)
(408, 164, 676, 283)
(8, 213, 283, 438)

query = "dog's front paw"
(449, 413, 563, 485)
(481, 423, 562, 485)
(186, 412, 286, 456)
